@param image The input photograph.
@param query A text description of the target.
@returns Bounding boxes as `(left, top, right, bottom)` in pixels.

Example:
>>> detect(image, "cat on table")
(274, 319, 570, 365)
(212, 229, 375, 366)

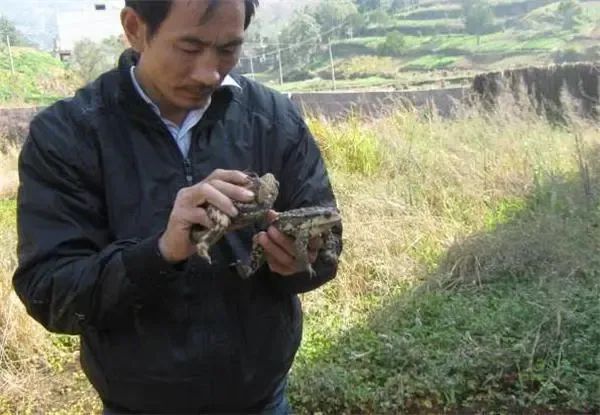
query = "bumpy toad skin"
(190, 172, 279, 264)
(236, 206, 341, 279)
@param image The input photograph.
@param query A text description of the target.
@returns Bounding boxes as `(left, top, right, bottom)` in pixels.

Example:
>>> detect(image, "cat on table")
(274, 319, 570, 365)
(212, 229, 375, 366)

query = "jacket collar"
(116, 48, 238, 127)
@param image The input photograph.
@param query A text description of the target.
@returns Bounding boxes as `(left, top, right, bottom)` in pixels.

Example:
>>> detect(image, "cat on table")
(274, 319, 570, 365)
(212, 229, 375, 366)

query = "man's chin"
(179, 92, 213, 109)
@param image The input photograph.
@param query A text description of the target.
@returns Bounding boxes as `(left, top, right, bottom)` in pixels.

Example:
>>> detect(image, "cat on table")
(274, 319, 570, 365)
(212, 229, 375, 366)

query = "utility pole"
(328, 38, 336, 91)
(277, 39, 283, 86)
(6, 35, 15, 75)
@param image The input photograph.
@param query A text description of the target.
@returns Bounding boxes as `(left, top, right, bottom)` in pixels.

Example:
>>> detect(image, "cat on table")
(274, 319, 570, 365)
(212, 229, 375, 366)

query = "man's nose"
(190, 51, 221, 87)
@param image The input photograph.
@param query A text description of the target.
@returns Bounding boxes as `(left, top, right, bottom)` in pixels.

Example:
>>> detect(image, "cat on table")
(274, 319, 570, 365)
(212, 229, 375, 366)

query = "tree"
(463, 0, 494, 45)
(347, 12, 367, 37)
(390, 0, 407, 12)
(313, 0, 359, 33)
(378, 31, 406, 56)
(312, 0, 360, 39)
(0, 15, 30, 46)
(245, 13, 266, 44)
(390, 0, 420, 12)
(369, 9, 393, 26)
(556, 0, 584, 29)
(356, 0, 381, 12)
(278, 11, 321, 72)
(69, 36, 126, 83)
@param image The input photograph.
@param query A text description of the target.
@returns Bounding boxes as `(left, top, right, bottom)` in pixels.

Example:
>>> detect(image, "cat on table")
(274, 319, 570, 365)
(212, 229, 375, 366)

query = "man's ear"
(121, 7, 148, 53)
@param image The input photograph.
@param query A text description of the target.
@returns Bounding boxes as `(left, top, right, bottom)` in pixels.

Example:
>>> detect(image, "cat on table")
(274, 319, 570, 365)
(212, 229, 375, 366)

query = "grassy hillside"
(0, 47, 79, 106)
(0, 92, 599, 413)
(261, 0, 600, 92)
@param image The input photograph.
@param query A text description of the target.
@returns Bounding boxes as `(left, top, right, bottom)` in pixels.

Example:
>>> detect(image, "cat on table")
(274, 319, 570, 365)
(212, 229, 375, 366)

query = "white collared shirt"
(129, 66, 240, 157)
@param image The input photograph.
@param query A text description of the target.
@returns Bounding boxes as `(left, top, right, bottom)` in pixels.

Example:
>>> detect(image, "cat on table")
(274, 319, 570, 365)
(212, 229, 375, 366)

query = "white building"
(55, 0, 124, 60)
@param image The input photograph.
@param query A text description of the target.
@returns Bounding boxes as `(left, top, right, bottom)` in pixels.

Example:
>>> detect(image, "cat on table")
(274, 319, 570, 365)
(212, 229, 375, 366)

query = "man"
(12, 0, 342, 413)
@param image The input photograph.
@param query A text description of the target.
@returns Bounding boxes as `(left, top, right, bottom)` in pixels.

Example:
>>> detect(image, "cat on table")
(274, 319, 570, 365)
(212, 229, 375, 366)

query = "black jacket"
(13, 49, 342, 413)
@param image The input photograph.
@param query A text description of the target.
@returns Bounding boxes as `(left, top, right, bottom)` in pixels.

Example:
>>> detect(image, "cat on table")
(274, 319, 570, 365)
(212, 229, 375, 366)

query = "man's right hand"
(158, 169, 255, 263)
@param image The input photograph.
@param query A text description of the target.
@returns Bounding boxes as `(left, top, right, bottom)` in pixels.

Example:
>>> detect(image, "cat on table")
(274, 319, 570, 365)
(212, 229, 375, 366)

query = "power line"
(241, 42, 308, 47)
(239, 20, 348, 61)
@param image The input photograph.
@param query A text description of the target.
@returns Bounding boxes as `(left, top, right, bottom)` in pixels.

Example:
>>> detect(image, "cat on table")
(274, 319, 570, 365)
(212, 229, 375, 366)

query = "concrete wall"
(472, 62, 600, 120)
(0, 88, 468, 146)
(0, 107, 43, 149)
(289, 87, 468, 119)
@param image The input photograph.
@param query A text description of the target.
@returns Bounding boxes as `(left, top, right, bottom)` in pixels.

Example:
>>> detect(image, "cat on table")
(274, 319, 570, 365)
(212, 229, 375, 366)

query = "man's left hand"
(255, 210, 323, 276)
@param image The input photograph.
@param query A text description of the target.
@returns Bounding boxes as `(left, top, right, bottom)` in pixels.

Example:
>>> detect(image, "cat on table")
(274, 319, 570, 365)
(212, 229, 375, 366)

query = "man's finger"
(209, 179, 255, 203)
(266, 226, 296, 257)
(264, 254, 296, 276)
(257, 232, 296, 267)
(206, 169, 252, 186)
(188, 182, 238, 217)
(308, 236, 323, 252)
(186, 207, 214, 229)
(265, 209, 279, 224)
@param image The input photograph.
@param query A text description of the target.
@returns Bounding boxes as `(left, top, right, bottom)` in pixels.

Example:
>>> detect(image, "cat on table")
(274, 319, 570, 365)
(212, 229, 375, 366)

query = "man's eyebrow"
(179, 36, 244, 48)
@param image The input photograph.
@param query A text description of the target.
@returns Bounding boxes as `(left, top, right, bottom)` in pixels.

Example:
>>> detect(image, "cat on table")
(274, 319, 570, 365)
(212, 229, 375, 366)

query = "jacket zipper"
(130, 111, 200, 187)
(183, 157, 194, 186)
(182, 120, 213, 187)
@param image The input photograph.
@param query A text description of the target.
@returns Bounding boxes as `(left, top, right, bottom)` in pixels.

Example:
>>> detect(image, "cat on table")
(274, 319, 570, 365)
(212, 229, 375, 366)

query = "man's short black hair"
(125, 0, 259, 37)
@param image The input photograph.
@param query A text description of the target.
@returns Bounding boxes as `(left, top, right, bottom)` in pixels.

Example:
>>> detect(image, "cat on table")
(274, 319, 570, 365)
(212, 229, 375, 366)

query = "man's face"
(129, 0, 245, 112)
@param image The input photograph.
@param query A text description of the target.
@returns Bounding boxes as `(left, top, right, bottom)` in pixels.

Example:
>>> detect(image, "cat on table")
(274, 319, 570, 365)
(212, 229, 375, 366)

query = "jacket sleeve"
(265, 105, 343, 294)
(13, 107, 184, 335)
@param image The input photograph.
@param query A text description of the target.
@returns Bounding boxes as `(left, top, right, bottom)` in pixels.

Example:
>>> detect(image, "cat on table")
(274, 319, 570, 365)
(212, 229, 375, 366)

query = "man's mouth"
(183, 87, 214, 99)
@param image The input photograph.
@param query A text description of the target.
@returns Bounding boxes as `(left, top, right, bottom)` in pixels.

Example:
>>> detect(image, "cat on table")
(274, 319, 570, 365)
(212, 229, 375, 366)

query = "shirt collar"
(221, 74, 241, 89)
(129, 65, 241, 122)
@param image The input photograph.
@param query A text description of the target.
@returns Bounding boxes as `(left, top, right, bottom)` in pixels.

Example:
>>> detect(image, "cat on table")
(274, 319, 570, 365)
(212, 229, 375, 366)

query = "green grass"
(396, 4, 462, 19)
(583, 1, 600, 20)
(0, 199, 16, 228)
(390, 19, 464, 30)
(332, 56, 401, 80)
(427, 32, 558, 53)
(334, 36, 386, 50)
(0, 47, 78, 106)
(279, 8, 595, 88)
(306, 116, 386, 176)
(333, 35, 429, 55)
(362, 18, 465, 37)
(403, 55, 459, 70)
(267, 76, 398, 92)
(277, 27, 579, 87)
(292, 277, 600, 412)
(0, 47, 64, 76)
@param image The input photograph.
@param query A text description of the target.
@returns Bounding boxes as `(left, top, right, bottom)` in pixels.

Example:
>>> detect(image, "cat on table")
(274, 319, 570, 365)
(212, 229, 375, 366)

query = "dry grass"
(0, 144, 19, 200)
(303, 92, 594, 313)
(0, 144, 101, 413)
(0, 199, 54, 412)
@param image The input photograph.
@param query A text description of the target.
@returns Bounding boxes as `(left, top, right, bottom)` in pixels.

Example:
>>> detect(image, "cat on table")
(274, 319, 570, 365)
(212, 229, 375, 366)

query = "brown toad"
(235, 206, 341, 279)
(190, 172, 279, 264)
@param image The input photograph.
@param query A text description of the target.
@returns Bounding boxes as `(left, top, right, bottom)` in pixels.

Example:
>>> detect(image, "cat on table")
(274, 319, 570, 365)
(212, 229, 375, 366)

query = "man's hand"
(158, 169, 255, 263)
(255, 210, 323, 276)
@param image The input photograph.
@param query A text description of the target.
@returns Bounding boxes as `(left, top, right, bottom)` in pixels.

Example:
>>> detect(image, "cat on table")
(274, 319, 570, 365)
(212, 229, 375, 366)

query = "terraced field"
(259, 0, 600, 92)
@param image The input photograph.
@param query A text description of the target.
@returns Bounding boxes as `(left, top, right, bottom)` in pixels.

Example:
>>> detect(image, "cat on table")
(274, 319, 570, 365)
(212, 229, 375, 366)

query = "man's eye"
(219, 48, 237, 55)
(181, 48, 198, 54)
